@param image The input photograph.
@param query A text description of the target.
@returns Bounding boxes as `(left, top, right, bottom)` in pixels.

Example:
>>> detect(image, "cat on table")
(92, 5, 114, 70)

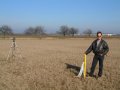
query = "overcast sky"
(0, 0, 120, 34)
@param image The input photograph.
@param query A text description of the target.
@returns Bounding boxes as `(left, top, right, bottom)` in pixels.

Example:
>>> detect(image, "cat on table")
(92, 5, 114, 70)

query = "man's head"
(97, 31, 102, 40)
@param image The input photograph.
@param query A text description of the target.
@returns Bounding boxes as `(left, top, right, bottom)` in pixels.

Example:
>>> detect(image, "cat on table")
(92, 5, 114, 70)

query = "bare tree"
(0, 25, 13, 38)
(24, 26, 45, 35)
(24, 27, 34, 35)
(58, 25, 69, 36)
(34, 26, 45, 35)
(69, 27, 79, 37)
(83, 29, 92, 37)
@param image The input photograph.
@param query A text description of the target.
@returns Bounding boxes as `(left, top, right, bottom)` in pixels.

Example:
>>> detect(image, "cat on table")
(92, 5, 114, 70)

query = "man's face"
(97, 33, 102, 40)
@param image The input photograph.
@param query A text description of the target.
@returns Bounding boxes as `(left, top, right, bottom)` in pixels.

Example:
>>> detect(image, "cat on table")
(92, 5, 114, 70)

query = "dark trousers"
(90, 55, 104, 76)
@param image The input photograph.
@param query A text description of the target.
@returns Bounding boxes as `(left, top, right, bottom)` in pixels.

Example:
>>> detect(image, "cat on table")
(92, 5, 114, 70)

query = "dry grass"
(0, 38, 120, 90)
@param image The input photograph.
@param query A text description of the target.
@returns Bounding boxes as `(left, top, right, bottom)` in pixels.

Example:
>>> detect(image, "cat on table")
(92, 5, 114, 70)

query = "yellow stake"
(84, 54, 87, 78)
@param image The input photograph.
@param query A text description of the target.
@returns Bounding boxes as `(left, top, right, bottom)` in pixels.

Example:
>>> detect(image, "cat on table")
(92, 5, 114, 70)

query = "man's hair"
(97, 31, 102, 36)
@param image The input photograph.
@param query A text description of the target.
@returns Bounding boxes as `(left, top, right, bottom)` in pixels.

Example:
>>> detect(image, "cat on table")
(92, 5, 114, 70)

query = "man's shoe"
(98, 74, 102, 77)
(89, 73, 94, 77)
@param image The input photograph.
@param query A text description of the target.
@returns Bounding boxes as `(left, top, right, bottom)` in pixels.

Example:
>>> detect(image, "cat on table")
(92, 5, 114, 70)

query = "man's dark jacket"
(85, 39, 109, 56)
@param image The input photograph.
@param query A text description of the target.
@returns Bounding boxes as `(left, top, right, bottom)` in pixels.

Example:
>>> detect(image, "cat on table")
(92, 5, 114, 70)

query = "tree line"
(57, 26, 79, 37)
(0, 25, 13, 38)
(0, 25, 93, 38)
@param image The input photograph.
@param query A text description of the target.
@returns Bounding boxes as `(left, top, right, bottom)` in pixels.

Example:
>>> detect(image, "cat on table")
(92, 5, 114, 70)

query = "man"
(85, 31, 109, 77)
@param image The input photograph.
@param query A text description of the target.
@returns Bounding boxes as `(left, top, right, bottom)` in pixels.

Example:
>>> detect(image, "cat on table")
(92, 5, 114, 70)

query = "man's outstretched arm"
(85, 43, 93, 55)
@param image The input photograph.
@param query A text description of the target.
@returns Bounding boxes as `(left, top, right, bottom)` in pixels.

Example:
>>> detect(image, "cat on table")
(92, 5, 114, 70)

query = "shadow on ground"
(65, 63, 81, 76)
